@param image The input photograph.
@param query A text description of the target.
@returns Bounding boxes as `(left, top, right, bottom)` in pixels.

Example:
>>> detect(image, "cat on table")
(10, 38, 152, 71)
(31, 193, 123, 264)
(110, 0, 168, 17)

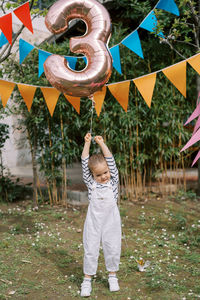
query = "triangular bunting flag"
(108, 81, 130, 112)
(93, 86, 107, 116)
(162, 61, 187, 97)
(133, 73, 157, 108)
(0, 80, 15, 107)
(19, 39, 35, 64)
(139, 11, 164, 38)
(187, 54, 200, 75)
(38, 50, 52, 77)
(82, 56, 87, 65)
(193, 115, 200, 135)
(192, 150, 200, 167)
(13, 2, 33, 33)
(17, 84, 36, 111)
(65, 56, 77, 70)
(181, 127, 200, 152)
(64, 94, 81, 114)
(184, 101, 200, 125)
(156, 0, 179, 16)
(0, 14, 12, 45)
(40, 87, 60, 116)
(0, 32, 9, 48)
(121, 30, 144, 59)
(110, 45, 122, 74)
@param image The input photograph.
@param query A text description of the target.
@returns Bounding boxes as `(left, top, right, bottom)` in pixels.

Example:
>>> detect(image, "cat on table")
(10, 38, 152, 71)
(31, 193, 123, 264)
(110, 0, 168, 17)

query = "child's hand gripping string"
(85, 132, 92, 143)
(82, 133, 92, 159)
(94, 136, 112, 157)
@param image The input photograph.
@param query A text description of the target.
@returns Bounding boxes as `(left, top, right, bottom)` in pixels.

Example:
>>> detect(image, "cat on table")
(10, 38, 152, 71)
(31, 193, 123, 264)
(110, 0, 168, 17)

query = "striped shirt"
(81, 155, 119, 202)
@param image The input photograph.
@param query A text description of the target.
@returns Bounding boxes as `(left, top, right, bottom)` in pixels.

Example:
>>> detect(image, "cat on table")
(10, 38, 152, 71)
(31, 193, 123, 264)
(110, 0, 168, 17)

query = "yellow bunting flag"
(108, 81, 130, 112)
(17, 84, 37, 111)
(64, 94, 81, 114)
(0, 80, 15, 107)
(162, 61, 187, 97)
(93, 86, 107, 117)
(187, 54, 200, 75)
(40, 87, 60, 116)
(133, 73, 157, 108)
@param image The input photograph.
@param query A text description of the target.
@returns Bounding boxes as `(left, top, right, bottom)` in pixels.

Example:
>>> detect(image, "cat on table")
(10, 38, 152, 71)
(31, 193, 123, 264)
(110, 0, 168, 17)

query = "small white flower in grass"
(32, 243, 35, 246)
(68, 286, 71, 289)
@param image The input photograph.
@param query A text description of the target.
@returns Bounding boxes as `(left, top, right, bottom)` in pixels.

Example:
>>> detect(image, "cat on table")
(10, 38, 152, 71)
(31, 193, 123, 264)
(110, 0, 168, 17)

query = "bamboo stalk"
(60, 111, 67, 206)
(47, 116, 58, 205)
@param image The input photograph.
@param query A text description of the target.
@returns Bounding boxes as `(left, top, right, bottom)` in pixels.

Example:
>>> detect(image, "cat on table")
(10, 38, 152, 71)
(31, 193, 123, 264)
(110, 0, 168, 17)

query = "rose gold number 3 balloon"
(44, 0, 112, 98)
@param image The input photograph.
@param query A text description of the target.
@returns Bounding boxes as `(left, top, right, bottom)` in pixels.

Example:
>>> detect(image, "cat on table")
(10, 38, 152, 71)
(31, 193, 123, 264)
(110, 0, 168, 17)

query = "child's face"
(92, 161, 111, 184)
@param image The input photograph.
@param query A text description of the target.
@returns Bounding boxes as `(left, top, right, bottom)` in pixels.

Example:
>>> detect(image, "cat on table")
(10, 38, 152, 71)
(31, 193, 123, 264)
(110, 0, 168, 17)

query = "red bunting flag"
(14, 2, 33, 34)
(0, 13, 12, 45)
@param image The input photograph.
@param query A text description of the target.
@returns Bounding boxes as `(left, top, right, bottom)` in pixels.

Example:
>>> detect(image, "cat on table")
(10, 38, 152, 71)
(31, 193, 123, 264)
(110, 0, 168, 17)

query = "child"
(80, 132, 121, 297)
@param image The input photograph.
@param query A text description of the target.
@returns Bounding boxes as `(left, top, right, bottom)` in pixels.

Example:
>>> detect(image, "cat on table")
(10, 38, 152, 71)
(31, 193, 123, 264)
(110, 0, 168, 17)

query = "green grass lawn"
(0, 190, 200, 300)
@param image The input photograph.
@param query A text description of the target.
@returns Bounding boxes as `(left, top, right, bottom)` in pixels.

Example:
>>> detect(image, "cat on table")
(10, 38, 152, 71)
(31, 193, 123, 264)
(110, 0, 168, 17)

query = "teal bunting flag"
(38, 50, 52, 77)
(0, 32, 8, 48)
(64, 56, 77, 70)
(139, 11, 165, 38)
(121, 30, 144, 59)
(19, 39, 35, 64)
(156, 0, 179, 16)
(110, 45, 122, 74)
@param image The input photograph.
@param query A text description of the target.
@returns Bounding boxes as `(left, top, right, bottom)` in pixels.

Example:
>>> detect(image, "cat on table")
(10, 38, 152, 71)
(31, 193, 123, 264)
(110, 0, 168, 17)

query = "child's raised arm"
(82, 133, 92, 159)
(94, 136, 112, 157)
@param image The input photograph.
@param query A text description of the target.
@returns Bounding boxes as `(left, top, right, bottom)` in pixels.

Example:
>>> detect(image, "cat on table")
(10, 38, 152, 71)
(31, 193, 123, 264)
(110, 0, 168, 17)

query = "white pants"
(83, 182, 121, 275)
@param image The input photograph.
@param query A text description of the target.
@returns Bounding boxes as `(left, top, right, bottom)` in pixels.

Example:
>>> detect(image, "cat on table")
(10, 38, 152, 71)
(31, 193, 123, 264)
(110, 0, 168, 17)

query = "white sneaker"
(80, 278, 92, 297)
(108, 276, 120, 292)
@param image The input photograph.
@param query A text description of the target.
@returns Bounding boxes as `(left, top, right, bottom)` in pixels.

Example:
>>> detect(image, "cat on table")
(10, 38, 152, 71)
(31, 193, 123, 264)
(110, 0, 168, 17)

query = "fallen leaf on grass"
(8, 291, 16, 295)
(136, 259, 150, 272)
(0, 279, 12, 285)
(21, 260, 32, 264)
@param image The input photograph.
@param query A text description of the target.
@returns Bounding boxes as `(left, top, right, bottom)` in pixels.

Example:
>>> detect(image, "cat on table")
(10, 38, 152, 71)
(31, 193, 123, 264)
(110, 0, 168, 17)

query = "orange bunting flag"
(64, 94, 81, 114)
(108, 81, 130, 112)
(0, 80, 15, 107)
(40, 87, 60, 116)
(162, 61, 187, 97)
(14, 2, 33, 34)
(17, 84, 36, 111)
(0, 13, 12, 45)
(93, 86, 107, 117)
(187, 54, 200, 75)
(133, 73, 157, 108)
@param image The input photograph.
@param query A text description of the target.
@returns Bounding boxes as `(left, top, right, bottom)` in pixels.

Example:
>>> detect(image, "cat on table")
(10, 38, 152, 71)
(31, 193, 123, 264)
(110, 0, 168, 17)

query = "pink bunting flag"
(181, 127, 200, 152)
(192, 150, 200, 166)
(193, 115, 200, 135)
(184, 100, 200, 125)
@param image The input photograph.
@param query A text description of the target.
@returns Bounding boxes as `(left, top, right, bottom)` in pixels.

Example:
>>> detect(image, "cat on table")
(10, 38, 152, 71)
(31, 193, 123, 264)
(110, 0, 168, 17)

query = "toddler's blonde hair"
(88, 153, 107, 172)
